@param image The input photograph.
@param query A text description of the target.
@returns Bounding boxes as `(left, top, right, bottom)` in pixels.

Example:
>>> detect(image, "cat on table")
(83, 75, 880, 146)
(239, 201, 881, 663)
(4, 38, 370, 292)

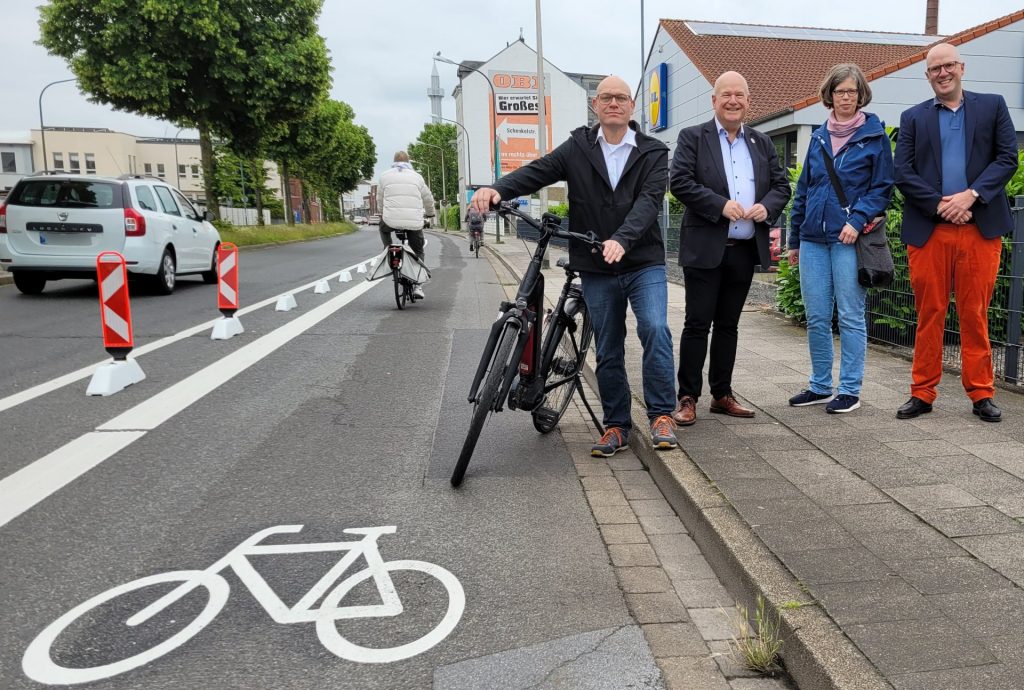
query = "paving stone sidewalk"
(473, 228, 1024, 690)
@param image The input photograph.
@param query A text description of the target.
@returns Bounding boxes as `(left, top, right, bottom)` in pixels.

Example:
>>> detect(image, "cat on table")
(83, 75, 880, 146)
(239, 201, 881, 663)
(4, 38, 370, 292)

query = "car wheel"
(13, 272, 46, 295)
(151, 248, 176, 295)
(201, 245, 219, 284)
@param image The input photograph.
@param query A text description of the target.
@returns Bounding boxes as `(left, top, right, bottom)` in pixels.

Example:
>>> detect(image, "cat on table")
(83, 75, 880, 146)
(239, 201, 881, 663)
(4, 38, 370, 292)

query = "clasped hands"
(722, 200, 768, 224)
(937, 190, 976, 225)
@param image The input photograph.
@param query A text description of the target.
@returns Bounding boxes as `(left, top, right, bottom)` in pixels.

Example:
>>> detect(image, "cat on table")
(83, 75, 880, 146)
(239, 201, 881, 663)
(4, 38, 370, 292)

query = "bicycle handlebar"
(495, 201, 603, 249)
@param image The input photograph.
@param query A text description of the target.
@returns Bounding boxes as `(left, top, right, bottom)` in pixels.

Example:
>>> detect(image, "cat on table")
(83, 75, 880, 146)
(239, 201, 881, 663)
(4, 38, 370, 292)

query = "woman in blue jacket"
(788, 64, 894, 413)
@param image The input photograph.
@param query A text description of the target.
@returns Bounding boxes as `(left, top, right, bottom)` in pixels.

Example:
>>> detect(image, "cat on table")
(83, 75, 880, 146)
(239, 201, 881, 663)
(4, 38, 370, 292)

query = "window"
(191, 164, 200, 179)
(135, 185, 158, 212)
(153, 185, 180, 215)
(9, 179, 122, 208)
(144, 163, 152, 175)
(771, 132, 798, 170)
(1, 152, 15, 173)
(157, 163, 166, 179)
(69, 153, 81, 174)
(52, 153, 64, 171)
(172, 189, 198, 219)
(85, 153, 96, 174)
(178, 164, 186, 178)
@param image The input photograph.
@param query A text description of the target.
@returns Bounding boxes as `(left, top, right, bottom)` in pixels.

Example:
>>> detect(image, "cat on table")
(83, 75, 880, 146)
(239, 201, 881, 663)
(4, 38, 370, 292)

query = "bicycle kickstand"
(574, 375, 604, 435)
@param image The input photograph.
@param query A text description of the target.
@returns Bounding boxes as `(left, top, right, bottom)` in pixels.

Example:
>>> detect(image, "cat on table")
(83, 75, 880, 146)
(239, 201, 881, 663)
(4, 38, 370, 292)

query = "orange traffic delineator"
(217, 242, 239, 317)
(212, 242, 244, 340)
(96, 251, 134, 360)
(87, 251, 145, 396)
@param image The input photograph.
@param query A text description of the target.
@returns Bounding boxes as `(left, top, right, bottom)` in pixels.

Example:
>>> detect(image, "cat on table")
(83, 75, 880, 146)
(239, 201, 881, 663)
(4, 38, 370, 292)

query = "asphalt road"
(0, 228, 658, 689)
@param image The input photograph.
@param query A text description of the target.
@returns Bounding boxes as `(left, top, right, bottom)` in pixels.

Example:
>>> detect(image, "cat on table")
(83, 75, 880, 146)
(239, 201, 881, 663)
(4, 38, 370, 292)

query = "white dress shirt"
(596, 126, 637, 190)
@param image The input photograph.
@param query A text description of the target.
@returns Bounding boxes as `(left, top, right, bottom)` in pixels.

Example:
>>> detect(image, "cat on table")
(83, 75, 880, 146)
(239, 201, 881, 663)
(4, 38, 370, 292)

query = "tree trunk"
(301, 182, 312, 224)
(199, 124, 218, 220)
(254, 161, 265, 226)
(281, 160, 294, 226)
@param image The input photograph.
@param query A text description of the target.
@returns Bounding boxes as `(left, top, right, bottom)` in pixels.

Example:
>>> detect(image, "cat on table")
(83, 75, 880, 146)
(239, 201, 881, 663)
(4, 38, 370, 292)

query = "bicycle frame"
(130, 525, 402, 626)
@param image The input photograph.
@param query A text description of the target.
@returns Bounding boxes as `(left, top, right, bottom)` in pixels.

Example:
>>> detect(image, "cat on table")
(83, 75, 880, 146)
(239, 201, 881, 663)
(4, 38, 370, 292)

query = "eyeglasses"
(927, 60, 962, 76)
(596, 93, 631, 105)
(832, 89, 859, 99)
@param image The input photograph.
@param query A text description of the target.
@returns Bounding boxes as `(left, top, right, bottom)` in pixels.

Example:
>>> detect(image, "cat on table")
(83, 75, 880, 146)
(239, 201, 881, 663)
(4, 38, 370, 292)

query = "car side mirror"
(203, 210, 214, 221)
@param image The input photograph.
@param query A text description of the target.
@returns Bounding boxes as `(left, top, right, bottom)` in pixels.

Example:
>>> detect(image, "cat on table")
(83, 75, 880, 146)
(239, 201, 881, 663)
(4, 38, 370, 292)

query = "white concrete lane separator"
(339, 270, 352, 283)
(313, 279, 331, 294)
(0, 257, 380, 415)
(0, 278, 381, 529)
(87, 252, 146, 397)
(275, 293, 298, 311)
(211, 243, 244, 341)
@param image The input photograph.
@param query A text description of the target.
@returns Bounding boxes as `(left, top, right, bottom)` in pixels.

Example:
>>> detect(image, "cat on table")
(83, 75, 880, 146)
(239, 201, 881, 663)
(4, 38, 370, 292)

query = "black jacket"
(491, 121, 669, 275)
(670, 119, 791, 269)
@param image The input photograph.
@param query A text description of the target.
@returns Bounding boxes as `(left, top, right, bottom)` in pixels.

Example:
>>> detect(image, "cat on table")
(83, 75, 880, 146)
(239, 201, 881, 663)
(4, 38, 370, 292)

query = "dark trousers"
(379, 222, 425, 261)
(677, 240, 757, 401)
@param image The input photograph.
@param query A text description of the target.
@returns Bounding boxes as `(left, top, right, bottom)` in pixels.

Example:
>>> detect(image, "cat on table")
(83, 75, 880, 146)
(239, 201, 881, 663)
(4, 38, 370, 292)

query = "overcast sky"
(3, 0, 1020, 180)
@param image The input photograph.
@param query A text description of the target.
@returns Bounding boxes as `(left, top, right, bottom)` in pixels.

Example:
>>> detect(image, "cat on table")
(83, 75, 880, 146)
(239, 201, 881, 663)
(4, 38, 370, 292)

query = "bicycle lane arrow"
(0, 278, 382, 529)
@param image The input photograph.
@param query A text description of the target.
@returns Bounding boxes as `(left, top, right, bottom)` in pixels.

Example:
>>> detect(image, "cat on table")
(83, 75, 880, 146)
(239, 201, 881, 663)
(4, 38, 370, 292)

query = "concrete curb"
(608, 382, 892, 690)
(483, 240, 890, 690)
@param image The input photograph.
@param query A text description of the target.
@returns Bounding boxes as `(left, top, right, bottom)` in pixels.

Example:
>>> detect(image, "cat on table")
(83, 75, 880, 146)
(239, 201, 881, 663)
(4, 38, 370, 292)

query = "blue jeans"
(581, 265, 676, 430)
(798, 241, 867, 396)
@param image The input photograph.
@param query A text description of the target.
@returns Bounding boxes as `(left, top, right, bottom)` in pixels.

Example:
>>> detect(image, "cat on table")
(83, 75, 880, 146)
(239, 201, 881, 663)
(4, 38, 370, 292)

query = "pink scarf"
(828, 111, 866, 155)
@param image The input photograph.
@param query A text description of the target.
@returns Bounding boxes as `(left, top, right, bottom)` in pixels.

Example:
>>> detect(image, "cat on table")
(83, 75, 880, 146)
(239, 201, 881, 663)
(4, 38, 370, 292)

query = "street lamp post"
(418, 141, 447, 227)
(434, 53, 500, 184)
(438, 116, 471, 192)
(173, 127, 184, 188)
(38, 78, 76, 173)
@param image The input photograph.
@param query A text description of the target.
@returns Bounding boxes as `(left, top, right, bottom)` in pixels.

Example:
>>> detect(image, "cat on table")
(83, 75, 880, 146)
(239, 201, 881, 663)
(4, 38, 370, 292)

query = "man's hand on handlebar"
(602, 239, 625, 264)
(470, 188, 501, 214)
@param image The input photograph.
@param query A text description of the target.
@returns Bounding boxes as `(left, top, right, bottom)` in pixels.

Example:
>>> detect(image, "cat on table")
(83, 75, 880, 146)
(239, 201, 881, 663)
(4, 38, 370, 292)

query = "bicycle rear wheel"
(451, 324, 519, 486)
(532, 305, 593, 434)
(474, 241, 480, 259)
(393, 268, 405, 310)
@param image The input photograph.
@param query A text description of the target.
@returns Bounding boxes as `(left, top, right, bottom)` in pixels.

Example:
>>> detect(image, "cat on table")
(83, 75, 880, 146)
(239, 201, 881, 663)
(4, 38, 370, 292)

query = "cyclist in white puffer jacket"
(378, 151, 435, 262)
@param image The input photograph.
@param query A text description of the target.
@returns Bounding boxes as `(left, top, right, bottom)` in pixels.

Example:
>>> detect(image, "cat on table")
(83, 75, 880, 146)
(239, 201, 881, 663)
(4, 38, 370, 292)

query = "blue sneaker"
(650, 415, 678, 450)
(826, 395, 861, 414)
(789, 389, 833, 407)
(591, 427, 628, 457)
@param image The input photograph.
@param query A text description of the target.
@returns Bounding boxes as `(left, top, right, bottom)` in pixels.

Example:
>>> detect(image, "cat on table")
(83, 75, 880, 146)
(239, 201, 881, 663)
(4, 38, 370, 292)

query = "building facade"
(444, 39, 604, 215)
(641, 11, 1024, 169)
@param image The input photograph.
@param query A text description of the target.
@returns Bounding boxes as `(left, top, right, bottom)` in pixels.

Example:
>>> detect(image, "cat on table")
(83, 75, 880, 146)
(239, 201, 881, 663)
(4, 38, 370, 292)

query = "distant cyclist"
(466, 208, 485, 251)
(378, 151, 435, 298)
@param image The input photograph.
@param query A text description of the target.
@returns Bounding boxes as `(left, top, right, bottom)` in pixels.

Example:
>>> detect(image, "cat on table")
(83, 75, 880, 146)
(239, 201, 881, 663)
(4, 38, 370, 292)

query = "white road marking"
(0, 431, 145, 528)
(0, 278, 380, 529)
(0, 258, 377, 415)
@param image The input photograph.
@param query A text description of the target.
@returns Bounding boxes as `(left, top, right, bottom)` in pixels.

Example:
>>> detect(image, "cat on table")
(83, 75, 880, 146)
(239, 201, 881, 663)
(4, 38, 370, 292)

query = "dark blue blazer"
(894, 90, 1018, 247)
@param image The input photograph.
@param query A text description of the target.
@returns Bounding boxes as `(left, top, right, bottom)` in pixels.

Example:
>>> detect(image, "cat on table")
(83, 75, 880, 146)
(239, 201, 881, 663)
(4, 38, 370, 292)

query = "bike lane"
(0, 232, 671, 689)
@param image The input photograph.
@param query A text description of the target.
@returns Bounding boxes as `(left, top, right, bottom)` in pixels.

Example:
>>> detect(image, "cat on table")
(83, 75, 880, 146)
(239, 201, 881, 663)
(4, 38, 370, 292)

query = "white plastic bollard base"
(339, 270, 352, 283)
(211, 316, 244, 340)
(356, 262, 368, 274)
(275, 294, 298, 311)
(86, 358, 146, 397)
(313, 279, 331, 294)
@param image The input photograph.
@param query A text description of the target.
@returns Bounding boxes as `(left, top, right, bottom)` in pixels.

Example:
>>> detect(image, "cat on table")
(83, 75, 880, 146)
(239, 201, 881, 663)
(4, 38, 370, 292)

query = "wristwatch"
(969, 189, 980, 200)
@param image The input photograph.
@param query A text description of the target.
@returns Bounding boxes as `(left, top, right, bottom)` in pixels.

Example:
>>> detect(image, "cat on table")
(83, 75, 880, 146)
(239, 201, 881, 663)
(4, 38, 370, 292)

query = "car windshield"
(9, 179, 123, 209)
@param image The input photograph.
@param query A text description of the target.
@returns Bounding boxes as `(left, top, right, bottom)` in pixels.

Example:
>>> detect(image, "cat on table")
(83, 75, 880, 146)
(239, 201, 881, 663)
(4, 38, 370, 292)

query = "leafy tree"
(210, 145, 281, 224)
(39, 0, 331, 218)
(408, 123, 458, 206)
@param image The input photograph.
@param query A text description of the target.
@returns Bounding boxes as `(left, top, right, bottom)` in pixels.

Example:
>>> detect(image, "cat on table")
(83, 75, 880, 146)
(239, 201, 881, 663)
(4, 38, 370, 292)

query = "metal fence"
(658, 207, 1024, 386)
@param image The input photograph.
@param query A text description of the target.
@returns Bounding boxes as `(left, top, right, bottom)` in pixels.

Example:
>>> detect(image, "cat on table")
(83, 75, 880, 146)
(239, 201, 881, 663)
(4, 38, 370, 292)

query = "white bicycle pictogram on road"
(23, 525, 466, 685)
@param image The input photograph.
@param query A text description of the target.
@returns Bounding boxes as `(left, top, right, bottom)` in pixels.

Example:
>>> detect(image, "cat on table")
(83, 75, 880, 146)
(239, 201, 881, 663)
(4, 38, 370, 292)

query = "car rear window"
(8, 179, 124, 209)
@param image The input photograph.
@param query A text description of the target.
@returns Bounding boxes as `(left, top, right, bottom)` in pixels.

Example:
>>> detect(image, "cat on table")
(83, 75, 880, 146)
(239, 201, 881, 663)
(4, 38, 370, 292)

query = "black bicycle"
(469, 226, 484, 258)
(387, 230, 427, 310)
(451, 202, 604, 487)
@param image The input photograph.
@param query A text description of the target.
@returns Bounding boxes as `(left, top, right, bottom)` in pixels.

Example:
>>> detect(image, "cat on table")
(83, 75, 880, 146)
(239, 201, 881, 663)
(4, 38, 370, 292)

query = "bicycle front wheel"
(393, 268, 405, 310)
(22, 570, 229, 685)
(451, 324, 520, 486)
(532, 305, 593, 434)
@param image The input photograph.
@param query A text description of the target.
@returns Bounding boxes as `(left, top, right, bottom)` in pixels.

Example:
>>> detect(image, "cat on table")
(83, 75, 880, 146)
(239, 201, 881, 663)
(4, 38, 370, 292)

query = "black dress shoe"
(896, 397, 933, 420)
(973, 398, 1002, 423)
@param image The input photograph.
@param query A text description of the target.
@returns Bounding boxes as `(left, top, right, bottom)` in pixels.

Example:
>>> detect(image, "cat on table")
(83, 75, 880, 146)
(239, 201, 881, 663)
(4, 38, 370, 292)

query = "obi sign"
(489, 71, 553, 175)
(648, 63, 668, 131)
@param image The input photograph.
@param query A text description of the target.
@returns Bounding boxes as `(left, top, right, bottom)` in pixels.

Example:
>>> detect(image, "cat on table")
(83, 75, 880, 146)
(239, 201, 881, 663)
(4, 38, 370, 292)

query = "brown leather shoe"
(672, 395, 697, 426)
(710, 393, 755, 418)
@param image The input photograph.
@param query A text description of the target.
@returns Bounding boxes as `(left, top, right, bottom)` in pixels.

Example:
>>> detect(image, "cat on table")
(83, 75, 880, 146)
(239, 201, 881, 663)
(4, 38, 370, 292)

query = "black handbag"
(820, 150, 894, 288)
